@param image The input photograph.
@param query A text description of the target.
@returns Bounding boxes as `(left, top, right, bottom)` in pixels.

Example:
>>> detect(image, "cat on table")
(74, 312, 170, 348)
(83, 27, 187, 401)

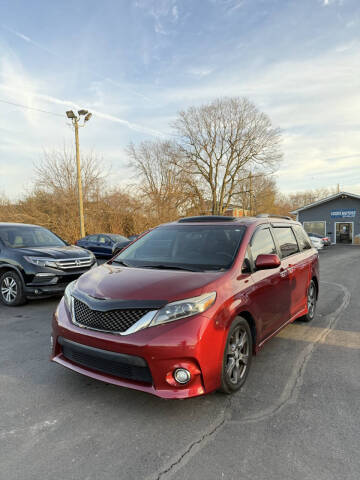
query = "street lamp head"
(78, 109, 88, 116)
(66, 110, 76, 119)
(84, 112, 92, 122)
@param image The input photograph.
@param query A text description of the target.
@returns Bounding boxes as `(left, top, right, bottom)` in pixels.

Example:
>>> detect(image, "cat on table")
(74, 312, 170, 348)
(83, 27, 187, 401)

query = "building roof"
(291, 191, 360, 214)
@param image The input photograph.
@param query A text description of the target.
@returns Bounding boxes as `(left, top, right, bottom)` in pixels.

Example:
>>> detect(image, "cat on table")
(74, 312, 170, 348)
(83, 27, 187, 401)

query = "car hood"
(76, 263, 223, 302)
(14, 245, 91, 258)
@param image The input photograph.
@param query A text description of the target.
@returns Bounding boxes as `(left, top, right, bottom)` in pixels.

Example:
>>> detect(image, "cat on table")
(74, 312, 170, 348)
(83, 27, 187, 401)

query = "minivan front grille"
(57, 257, 93, 270)
(73, 298, 152, 333)
(59, 337, 152, 384)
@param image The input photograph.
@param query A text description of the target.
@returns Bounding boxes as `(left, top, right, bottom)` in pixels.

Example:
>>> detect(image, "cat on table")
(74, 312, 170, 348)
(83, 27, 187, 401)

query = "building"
(224, 205, 251, 217)
(291, 191, 360, 244)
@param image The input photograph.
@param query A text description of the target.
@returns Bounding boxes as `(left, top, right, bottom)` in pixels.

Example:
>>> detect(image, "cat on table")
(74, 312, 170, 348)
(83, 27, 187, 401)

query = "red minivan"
(51, 215, 319, 398)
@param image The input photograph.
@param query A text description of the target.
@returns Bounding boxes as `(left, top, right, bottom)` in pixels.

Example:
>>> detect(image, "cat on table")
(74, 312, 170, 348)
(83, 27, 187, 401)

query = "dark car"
(112, 234, 143, 256)
(0, 223, 96, 306)
(76, 234, 129, 258)
(52, 215, 319, 399)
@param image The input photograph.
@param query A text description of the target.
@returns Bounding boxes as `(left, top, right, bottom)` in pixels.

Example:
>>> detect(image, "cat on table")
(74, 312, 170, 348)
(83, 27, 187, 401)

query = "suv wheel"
(219, 317, 252, 394)
(301, 280, 317, 322)
(0, 271, 27, 306)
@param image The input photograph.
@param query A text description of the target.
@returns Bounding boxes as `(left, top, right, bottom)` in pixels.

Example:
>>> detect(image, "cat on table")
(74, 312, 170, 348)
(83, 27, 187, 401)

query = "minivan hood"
(76, 263, 222, 302)
(14, 245, 90, 258)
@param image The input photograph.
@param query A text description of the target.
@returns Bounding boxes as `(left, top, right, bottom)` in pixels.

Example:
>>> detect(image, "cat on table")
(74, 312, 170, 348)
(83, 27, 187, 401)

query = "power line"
(0, 99, 64, 117)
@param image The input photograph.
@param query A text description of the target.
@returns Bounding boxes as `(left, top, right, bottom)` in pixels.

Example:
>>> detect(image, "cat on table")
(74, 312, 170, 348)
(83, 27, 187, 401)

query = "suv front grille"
(73, 298, 152, 333)
(57, 257, 93, 270)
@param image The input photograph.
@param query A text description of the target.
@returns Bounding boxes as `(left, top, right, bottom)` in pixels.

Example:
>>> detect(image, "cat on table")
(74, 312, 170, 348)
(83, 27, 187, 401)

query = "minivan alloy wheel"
(301, 279, 317, 322)
(226, 325, 249, 384)
(220, 317, 252, 393)
(307, 281, 316, 320)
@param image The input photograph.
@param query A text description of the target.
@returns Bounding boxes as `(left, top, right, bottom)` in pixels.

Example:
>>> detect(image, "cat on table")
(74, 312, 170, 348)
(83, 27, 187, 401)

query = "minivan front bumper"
(51, 298, 224, 399)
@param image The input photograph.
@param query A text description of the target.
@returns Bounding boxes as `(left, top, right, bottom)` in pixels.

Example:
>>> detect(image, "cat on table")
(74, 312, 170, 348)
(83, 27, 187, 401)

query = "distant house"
(224, 204, 251, 217)
(291, 191, 360, 244)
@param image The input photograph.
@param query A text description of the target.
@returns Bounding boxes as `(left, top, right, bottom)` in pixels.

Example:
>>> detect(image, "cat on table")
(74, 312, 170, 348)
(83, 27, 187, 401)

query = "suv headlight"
(24, 256, 58, 268)
(87, 250, 96, 261)
(64, 280, 77, 315)
(150, 292, 216, 327)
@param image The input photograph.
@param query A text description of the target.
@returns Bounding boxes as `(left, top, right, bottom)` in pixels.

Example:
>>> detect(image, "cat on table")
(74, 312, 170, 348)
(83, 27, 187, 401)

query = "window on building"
(303, 221, 326, 237)
(273, 227, 299, 258)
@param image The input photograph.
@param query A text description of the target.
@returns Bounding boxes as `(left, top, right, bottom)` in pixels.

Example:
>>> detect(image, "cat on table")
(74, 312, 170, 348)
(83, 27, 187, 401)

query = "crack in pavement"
(149, 398, 231, 480)
(149, 281, 350, 480)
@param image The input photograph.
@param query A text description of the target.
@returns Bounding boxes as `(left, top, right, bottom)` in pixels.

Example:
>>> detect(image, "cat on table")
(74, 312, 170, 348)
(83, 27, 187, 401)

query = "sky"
(0, 0, 359, 199)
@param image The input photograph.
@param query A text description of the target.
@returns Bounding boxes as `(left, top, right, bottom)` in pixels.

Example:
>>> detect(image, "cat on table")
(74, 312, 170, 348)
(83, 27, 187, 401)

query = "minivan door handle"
(279, 267, 288, 278)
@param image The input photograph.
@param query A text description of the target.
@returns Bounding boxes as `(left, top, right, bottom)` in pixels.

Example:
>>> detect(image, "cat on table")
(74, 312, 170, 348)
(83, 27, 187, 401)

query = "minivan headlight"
(150, 292, 216, 327)
(64, 280, 77, 315)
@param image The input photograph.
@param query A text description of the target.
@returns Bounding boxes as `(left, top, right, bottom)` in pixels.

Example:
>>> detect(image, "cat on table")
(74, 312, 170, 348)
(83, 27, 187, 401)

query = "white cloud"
(187, 67, 214, 78)
(153, 44, 360, 193)
(2, 25, 58, 56)
(0, 82, 163, 137)
(172, 5, 179, 21)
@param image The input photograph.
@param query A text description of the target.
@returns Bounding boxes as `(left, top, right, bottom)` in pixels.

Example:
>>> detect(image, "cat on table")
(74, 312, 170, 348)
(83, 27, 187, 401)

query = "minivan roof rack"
(256, 214, 292, 220)
(178, 215, 237, 223)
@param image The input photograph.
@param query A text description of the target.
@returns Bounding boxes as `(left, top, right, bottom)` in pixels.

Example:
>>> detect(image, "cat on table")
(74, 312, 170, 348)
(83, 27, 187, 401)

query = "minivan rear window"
(273, 227, 299, 257)
(114, 225, 246, 271)
(293, 225, 312, 251)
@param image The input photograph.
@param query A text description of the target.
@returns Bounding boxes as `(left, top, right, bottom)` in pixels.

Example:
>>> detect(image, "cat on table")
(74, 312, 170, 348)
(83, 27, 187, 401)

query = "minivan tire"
(0, 271, 27, 306)
(219, 317, 252, 394)
(301, 279, 317, 323)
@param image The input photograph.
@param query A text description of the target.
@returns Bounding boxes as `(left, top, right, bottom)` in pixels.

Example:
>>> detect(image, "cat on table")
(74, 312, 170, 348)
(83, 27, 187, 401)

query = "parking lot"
(1, 246, 359, 480)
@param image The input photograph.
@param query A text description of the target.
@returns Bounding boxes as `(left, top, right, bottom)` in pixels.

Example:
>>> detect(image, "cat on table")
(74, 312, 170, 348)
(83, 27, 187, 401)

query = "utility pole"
(66, 109, 92, 238)
(249, 171, 253, 216)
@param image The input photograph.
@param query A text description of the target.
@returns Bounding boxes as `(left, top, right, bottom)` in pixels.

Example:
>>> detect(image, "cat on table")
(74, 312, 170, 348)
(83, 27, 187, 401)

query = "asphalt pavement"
(1, 246, 359, 480)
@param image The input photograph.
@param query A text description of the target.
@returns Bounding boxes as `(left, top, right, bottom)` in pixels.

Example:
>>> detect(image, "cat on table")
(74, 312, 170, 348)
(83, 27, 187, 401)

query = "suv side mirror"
(255, 254, 281, 270)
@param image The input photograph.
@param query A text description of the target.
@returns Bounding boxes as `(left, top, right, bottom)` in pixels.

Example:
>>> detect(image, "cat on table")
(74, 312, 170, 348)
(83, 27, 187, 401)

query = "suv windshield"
(113, 225, 246, 271)
(0, 226, 66, 248)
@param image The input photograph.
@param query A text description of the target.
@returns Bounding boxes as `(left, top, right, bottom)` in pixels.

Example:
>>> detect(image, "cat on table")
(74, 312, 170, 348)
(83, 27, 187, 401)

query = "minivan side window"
(273, 227, 299, 258)
(250, 228, 277, 261)
(242, 249, 252, 274)
(293, 225, 312, 251)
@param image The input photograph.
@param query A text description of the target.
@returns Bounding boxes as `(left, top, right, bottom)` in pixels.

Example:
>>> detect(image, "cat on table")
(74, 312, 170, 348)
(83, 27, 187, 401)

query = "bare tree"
(173, 97, 282, 215)
(128, 140, 205, 222)
(34, 146, 106, 201)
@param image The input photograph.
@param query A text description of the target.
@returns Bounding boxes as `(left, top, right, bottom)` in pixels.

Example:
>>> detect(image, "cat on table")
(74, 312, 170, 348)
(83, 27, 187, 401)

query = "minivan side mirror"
(255, 254, 281, 270)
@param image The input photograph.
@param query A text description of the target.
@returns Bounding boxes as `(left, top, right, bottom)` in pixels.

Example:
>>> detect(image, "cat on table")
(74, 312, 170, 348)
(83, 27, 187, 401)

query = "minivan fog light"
(174, 368, 191, 384)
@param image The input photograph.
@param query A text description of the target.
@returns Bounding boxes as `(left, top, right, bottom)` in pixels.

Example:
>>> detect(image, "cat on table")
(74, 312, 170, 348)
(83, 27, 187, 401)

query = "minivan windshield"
(112, 225, 246, 271)
(0, 226, 66, 248)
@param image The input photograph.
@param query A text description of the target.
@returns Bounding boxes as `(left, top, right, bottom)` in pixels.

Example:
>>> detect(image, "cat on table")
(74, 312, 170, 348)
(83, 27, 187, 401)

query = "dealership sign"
(330, 209, 356, 218)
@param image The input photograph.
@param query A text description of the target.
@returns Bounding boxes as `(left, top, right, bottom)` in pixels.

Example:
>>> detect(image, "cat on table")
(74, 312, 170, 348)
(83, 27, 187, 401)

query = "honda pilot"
(0, 223, 96, 306)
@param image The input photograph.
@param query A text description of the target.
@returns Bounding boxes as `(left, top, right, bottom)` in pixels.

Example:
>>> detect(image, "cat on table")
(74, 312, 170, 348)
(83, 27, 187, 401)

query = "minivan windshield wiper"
(138, 263, 202, 272)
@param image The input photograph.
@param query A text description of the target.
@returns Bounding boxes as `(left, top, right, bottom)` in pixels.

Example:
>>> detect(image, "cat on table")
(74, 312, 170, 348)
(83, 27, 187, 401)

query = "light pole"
(66, 109, 92, 238)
